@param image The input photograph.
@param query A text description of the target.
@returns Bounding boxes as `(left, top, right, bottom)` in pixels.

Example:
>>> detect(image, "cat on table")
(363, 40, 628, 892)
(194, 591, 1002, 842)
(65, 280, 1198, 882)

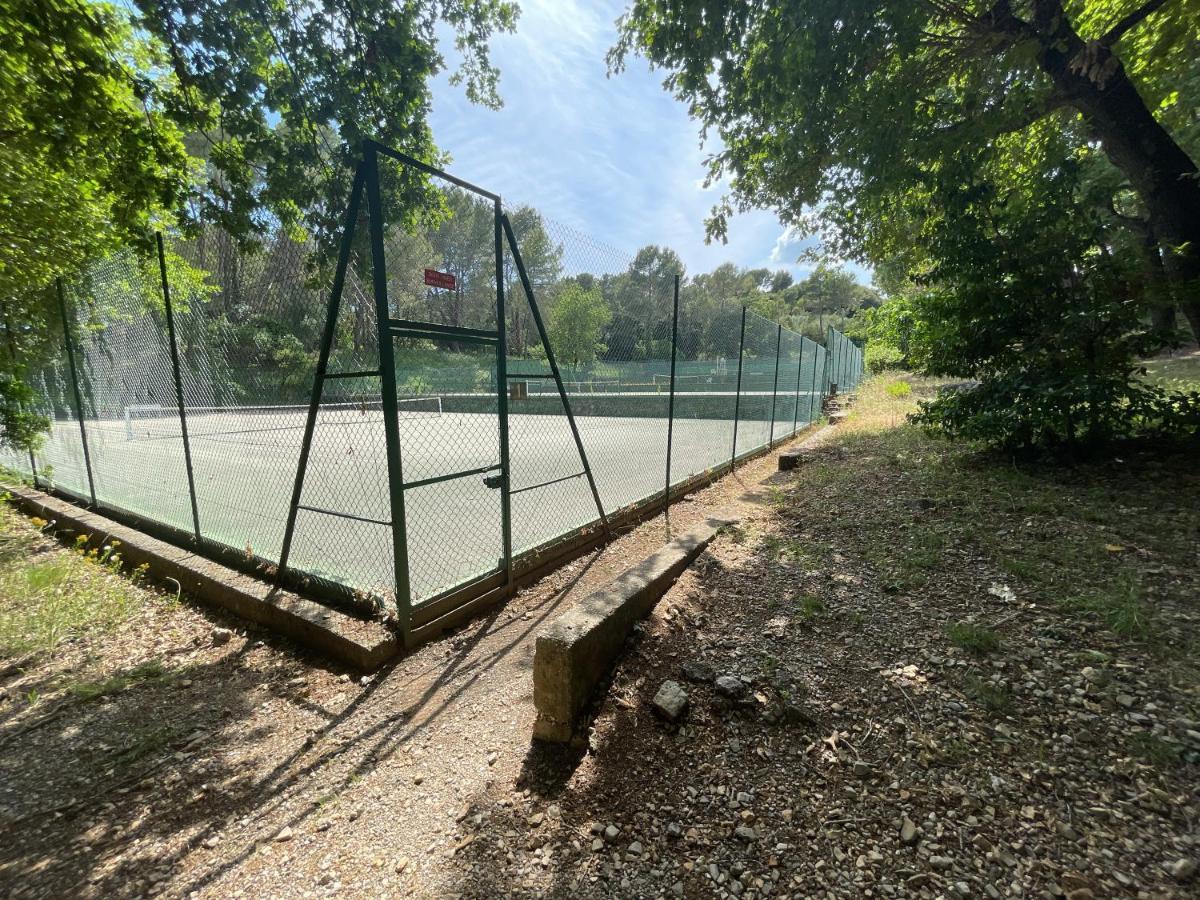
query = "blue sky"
(429, 0, 872, 285)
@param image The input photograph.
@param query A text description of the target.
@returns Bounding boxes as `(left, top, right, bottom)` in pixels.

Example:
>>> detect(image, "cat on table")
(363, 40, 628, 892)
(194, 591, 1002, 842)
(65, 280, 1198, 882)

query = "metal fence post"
(494, 198, 513, 587)
(808, 342, 821, 422)
(730, 305, 747, 472)
(792, 338, 804, 435)
(664, 273, 680, 508)
(156, 233, 202, 543)
(768, 322, 781, 445)
(364, 145, 413, 635)
(55, 278, 97, 505)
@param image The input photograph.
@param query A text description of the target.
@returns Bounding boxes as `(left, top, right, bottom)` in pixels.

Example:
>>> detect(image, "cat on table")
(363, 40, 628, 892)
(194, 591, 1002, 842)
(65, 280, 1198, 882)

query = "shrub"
(866, 342, 905, 374)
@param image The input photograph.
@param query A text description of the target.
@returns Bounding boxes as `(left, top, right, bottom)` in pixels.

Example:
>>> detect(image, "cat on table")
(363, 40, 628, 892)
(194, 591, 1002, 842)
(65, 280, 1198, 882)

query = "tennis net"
(124, 397, 443, 442)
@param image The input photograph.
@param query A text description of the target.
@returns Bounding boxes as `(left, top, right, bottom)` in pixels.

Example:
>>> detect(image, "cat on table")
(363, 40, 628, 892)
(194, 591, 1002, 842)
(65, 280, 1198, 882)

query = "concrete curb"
(4, 485, 398, 671)
(532, 512, 737, 742)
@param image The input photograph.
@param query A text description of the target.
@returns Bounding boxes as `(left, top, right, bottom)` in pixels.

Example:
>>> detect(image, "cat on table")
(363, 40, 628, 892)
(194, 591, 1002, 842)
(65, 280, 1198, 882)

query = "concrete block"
(778, 447, 811, 471)
(532, 513, 736, 742)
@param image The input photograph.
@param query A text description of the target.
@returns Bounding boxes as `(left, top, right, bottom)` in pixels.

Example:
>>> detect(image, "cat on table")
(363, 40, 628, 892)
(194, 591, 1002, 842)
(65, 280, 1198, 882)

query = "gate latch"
(483, 472, 504, 490)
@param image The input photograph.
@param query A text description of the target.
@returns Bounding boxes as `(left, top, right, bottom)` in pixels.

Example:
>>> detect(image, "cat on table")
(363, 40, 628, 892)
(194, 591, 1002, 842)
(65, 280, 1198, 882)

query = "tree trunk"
(1125, 218, 1179, 337)
(1029, 7, 1200, 340)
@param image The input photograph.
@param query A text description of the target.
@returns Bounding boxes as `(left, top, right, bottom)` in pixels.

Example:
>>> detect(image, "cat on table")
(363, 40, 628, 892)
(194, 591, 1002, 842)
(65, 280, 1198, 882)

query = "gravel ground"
(0, 427, 803, 899)
(4, 378, 1197, 899)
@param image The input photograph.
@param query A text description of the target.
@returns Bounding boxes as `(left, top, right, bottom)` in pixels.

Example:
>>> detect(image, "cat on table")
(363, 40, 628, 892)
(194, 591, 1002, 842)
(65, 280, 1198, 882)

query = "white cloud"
(428, 0, 873, 284)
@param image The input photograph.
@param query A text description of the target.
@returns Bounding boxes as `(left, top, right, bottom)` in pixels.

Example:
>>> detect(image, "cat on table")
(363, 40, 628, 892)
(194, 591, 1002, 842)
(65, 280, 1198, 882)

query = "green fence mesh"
(2, 189, 863, 621)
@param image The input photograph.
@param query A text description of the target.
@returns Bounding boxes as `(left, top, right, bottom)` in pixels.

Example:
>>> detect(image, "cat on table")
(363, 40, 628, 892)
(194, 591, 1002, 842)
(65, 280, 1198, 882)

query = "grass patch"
(110, 723, 183, 768)
(1141, 352, 1200, 393)
(68, 659, 169, 701)
(0, 504, 153, 658)
(962, 674, 1012, 714)
(1061, 575, 1154, 641)
(945, 622, 1002, 655)
(779, 374, 1196, 652)
(794, 594, 825, 623)
(1128, 732, 1185, 771)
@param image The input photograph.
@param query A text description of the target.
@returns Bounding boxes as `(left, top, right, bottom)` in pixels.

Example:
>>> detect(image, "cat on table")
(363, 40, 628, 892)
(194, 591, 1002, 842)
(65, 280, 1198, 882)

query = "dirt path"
(0, 428, 818, 899)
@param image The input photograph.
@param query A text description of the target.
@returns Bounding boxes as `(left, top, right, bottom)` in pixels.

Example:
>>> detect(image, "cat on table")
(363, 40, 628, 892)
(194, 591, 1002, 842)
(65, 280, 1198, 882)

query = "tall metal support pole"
(807, 340, 820, 423)
(278, 167, 366, 575)
(502, 215, 608, 535)
(825, 326, 835, 394)
(768, 322, 781, 446)
(729, 305, 747, 472)
(56, 279, 97, 505)
(663, 273, 680, 508)
(792, 338, 805, 435)
(364, 147, 413, 635)
(156, 233, 202, 543)
(494, 199, 513, 584)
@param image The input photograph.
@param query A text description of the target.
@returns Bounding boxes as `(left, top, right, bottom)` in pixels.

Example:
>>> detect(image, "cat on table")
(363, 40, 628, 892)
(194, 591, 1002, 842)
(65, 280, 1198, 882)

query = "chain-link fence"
(1, 147, 864, 633)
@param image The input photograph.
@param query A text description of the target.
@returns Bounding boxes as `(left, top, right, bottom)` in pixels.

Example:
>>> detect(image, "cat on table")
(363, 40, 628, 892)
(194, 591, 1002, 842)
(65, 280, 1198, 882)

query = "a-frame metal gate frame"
(277, 139, 607, 644)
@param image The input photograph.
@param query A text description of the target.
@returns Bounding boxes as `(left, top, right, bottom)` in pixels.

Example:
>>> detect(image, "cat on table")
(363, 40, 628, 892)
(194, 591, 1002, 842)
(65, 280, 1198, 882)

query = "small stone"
(604, 825, 620, 842)
(628, 841, 644, 856)
(487, 751, 498, 766)
(715, 676, 747, 699)
(681, 660, 714, 683)
(275, 826, 293, 842)
(203, 834, 220, 849)
(900, 817, 918, 845)
(1115, 693, 1135, 708)
(1056, 821, 1081, 841)
(852, 760, 872, 778)
(394, 858, 409, 874)
(1066, 890, 1095, 900)
(528, 812, 544, 827)
(591, 838, 604, 852)
(211, 627, 234, 645)
(929, 855, 953, 870)
(1167, 858, 1197, 881)
(652, 681, 689, 722)
(735, 825, 757, 842)
(670, 882, 685, 897)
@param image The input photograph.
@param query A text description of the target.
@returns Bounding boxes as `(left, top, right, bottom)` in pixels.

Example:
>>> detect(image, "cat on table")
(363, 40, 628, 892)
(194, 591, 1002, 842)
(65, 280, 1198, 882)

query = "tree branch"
(1101, 0, 1173, 45)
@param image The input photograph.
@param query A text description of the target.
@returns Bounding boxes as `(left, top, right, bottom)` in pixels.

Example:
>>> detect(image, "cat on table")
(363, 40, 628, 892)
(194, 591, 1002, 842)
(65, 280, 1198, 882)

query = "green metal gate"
(280, 140, 604, 644)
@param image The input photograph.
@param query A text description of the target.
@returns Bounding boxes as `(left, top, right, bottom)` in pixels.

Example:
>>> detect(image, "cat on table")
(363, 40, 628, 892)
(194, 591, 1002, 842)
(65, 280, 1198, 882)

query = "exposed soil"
(0, 426, 804, 899)
(4, 376, 1198, 899)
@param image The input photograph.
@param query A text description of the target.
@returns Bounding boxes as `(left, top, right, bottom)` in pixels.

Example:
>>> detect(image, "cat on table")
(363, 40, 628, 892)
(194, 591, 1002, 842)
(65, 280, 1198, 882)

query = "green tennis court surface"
(16, 392, 820, 602)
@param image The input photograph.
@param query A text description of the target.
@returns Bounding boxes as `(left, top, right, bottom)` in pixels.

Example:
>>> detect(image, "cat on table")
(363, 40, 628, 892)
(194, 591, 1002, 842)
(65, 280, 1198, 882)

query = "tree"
(0, 0, 189, 301)
(877, 122, 1200, 448)
(135, 0, 518, 251)
(612, 0, 1200, 339)
(503, 206, 563, 353)
(0, 0, 517, 450)
(548, 283, 611, 370)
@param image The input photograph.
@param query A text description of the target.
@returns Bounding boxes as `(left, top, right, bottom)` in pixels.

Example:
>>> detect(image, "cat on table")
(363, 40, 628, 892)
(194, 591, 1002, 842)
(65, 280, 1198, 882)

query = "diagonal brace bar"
(278, 165, 366, 576)
(501, 214, 609, 537)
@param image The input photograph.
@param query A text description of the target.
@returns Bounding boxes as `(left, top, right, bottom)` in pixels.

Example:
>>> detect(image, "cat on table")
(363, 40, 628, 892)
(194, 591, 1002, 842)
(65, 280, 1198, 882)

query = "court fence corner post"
(56, 277, 97, 506)
(156, 232, 202, 544)
(664, 273, 680, 511)
(769, 322, 781, 446)
(730, 305, 747, 473)
(494, 198, 513, 589)
(792, 336, 804, 435)
(362, 142, 413, 641)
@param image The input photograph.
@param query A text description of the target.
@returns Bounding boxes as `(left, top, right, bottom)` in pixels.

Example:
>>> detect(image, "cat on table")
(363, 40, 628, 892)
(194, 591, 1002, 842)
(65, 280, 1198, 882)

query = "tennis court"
(18, 388, 823, 603)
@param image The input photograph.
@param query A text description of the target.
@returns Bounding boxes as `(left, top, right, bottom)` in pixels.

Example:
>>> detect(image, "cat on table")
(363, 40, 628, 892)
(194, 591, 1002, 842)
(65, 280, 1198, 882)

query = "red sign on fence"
(424, 268, 456, 290)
